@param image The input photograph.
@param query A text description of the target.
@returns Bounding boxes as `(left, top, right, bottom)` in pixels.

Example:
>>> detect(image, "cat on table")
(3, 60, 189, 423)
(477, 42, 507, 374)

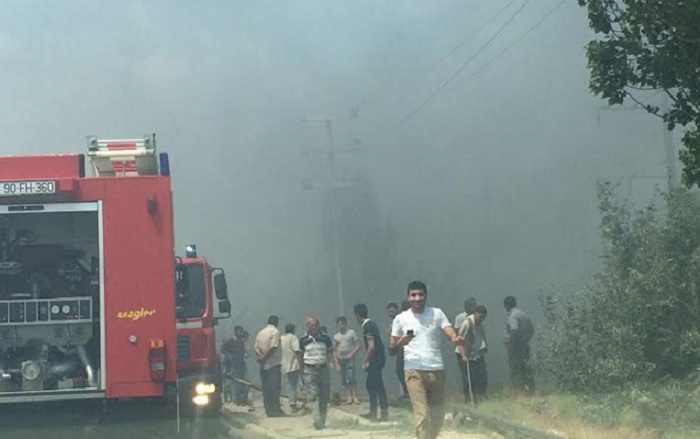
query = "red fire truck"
(0, 135, 229, 411)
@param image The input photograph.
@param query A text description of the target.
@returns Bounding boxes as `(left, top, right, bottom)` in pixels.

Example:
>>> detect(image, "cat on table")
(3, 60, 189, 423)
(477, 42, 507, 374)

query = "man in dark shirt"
(354, 303, 388, 422)
(221, 325, 249, 405)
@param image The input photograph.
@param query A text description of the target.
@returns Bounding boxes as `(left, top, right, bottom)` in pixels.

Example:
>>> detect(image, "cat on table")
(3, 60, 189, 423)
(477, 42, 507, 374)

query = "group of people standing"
(220, 281, 535, 439)
(452, 294, 534, 406)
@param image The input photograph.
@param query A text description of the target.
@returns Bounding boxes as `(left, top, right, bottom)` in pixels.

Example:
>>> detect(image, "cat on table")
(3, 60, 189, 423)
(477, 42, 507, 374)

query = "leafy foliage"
(577, 0, 700, 186)
(538, 182, 700, 391)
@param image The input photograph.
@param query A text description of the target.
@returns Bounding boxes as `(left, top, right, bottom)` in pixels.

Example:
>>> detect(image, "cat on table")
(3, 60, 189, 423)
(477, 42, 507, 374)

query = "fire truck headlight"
(192, 394, 210, 406)
(195, 382, 216, 395)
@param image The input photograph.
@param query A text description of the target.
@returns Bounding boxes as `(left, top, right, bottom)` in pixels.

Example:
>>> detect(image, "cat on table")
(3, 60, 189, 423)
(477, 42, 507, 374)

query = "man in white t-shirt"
(333, 316, 360, 404)
(390, 281, 463, 439)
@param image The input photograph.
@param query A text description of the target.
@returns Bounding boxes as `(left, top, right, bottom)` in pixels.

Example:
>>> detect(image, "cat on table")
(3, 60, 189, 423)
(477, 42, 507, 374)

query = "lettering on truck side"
(116, 308, 157, 321)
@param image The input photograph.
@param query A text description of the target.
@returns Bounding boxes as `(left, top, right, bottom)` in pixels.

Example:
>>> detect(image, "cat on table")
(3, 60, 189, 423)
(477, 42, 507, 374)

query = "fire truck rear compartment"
(0, 206, 100, 396)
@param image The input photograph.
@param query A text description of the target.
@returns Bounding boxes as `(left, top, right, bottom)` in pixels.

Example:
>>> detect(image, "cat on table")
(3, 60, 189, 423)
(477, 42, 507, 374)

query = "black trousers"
(260, 365, 282, 416)
(232, 362, 249, 404)
(456, 353, 469, 402)
(457, 354, 488, 403)
(366, 361, 388, 417)
(508, 343, 534, 394)
(468, 358, 488, 401)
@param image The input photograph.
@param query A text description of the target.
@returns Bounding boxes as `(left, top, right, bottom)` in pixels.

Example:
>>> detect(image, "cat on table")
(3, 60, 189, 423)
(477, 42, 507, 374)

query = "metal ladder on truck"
(86, 134, 163, 177)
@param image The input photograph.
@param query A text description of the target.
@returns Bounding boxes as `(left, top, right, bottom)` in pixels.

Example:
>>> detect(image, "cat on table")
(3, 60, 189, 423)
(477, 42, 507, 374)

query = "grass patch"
(471, 391, 657, 439)
(468, 385, 700, 439)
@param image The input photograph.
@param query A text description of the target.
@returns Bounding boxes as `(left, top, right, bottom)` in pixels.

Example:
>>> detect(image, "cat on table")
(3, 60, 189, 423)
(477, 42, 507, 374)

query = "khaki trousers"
(405, 369, 446, 439)
(302, 364, 330, 428)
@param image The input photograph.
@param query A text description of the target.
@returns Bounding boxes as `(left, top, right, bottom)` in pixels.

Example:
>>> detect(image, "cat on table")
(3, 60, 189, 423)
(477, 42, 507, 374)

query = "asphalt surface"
(223, 397, 497, 439)
(0, 400, 226, 439)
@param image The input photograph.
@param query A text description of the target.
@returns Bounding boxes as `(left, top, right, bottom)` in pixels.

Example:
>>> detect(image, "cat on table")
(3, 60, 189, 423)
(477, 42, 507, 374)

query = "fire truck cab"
(174, 245, 231, 410)
(0, 135, 188, 407)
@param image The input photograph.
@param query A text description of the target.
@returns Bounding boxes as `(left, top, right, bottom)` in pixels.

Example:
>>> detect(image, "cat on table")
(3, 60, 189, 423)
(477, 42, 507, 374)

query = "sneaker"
(379, 413, 389, 422)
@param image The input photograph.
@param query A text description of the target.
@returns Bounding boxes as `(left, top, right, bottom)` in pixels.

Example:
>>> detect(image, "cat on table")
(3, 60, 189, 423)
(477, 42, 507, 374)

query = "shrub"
(538, 182, 700, 392)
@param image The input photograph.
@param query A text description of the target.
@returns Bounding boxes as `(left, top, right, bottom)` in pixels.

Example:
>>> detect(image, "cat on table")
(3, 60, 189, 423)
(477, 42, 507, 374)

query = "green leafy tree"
(538, 182, 700, 391)
(577, 0, 700, 186)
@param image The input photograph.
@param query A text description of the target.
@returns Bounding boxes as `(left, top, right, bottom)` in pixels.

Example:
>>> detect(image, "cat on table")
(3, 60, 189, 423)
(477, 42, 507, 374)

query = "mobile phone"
(407, 329, 414, 336)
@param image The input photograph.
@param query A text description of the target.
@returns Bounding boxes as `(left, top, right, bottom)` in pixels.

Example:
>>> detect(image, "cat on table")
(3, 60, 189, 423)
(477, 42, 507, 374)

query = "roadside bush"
(538, 182, 700, 392)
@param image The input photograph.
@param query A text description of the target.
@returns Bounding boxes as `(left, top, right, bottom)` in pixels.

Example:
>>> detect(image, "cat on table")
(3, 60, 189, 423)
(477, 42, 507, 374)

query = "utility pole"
(325, 119, 345, 317)
(302, 115, 360, 317)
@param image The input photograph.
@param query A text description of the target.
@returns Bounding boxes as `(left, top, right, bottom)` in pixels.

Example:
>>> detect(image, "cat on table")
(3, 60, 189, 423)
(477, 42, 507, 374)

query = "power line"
(434, 0, 521, 70)
(353, 0, 520, 113)
(450, 0, 566, 89)
(394, 0, 533, 128)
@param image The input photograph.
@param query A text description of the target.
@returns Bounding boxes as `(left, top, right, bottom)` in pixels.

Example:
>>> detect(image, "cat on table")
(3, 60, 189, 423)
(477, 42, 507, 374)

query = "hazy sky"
(0, 0, 676, 384)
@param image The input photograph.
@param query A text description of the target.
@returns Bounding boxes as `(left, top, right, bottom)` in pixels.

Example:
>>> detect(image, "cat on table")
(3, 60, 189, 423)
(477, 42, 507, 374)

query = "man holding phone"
(390, 281, 463, 439)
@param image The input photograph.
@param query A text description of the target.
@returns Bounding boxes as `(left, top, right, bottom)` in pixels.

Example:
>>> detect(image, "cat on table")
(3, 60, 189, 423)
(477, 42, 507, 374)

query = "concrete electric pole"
(301, 114, 361, 317)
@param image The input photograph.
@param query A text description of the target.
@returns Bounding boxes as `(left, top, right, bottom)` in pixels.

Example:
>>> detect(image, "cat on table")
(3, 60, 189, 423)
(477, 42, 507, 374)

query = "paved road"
(223, 397, 498, 439)
(0, 400, 226, 439)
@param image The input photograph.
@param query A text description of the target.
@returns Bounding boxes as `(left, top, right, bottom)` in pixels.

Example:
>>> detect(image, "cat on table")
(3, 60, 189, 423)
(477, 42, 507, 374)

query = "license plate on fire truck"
(0, 180, 56, 197)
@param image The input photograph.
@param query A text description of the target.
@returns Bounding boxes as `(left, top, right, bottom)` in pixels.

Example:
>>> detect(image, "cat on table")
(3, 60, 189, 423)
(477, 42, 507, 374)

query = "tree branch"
(624, 90, 665, 119)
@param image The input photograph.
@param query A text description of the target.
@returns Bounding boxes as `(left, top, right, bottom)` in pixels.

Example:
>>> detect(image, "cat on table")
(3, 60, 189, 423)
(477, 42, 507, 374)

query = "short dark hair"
(504, 296, 517, 310)
(285, 323, 295, 334)
(407, 280, 427, 295)
(354, 303, 368, 319)
(464, 297, 477, 314)
(234, 325, 243, 332)
(400, 299, 410, 311)
(336, 316, 347, 325)
(386, 302, 399, 311)
(268, 315, 279, 326)
(475, 305, 487, 315)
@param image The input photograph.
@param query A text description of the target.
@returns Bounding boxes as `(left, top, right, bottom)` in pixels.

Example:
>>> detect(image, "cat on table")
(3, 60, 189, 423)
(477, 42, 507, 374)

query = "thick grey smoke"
(0, 0, 677, 386)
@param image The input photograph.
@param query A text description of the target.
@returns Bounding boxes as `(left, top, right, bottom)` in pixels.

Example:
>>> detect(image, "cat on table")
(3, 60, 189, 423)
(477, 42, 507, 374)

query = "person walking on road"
(457, 305, 489, 404)
(333, 316, 360, 405)
(390, 280, 463, 439)
(354, 303, 389, 422)
(504, 296, 535, 395)
(281, 323, 302, 413)
(300, 315, 334, 430)
(254, 315, 285, 417)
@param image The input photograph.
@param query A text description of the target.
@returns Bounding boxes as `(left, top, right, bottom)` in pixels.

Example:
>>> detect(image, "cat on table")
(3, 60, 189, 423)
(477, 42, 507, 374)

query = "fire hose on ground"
(221, 373, 308, 403)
